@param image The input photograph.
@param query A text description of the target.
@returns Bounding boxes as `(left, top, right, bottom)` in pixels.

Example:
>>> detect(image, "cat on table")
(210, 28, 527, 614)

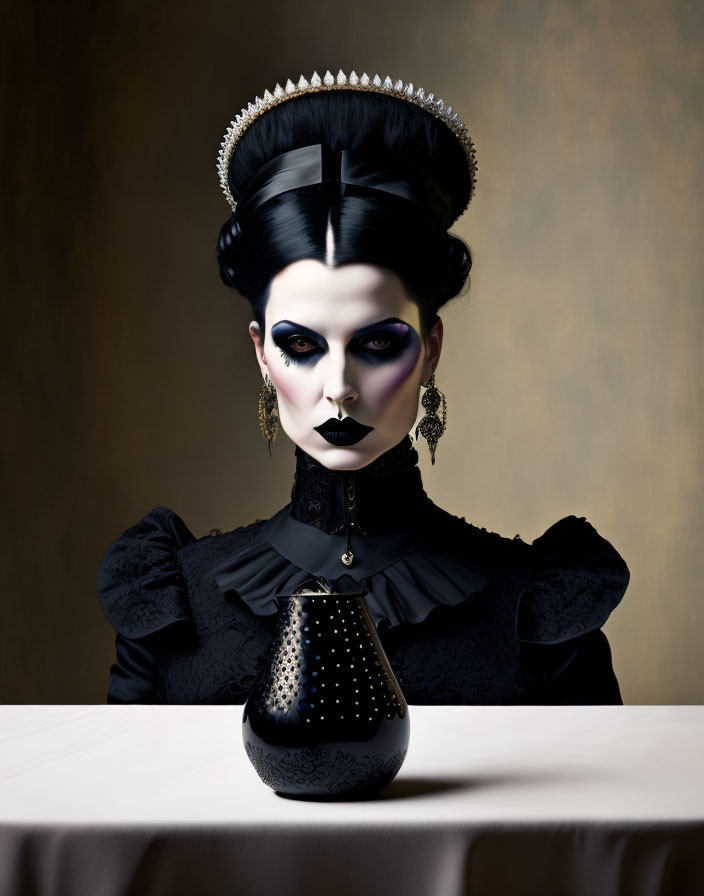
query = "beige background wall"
(2, 0, 702, 703)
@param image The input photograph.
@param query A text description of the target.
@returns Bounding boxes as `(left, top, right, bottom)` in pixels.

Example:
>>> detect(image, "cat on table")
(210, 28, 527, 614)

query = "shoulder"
(419, 503, 629, 644)
(514, 514, 630, 644)
(96, 506, 197, 639)
(421, 501, 532, 571)
(96, 506, 267, 639)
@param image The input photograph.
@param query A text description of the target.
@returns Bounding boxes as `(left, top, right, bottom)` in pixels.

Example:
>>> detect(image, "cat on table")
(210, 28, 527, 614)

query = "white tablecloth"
(0, 705, 702, 896)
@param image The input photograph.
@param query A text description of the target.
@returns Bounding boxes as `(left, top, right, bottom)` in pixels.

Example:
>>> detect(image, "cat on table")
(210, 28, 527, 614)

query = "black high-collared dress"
(97, 437, 630, 705)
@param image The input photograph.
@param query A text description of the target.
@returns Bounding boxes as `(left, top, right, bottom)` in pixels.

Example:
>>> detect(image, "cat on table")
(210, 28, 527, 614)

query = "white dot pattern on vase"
(258, 595, 405, 727)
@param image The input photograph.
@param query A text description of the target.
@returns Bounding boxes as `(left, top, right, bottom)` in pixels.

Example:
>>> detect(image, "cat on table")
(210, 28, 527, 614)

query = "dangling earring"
(258, 374, 279, 455)
(415, 373, 447, 465)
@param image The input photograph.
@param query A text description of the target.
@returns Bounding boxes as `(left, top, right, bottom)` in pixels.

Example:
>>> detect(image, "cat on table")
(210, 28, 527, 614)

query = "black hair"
(216, 90, 473, 334)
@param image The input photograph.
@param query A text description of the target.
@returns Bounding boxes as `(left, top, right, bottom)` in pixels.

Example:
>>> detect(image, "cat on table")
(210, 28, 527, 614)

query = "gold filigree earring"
(258, 374, 279, 454)
(415, 373, 446, 465)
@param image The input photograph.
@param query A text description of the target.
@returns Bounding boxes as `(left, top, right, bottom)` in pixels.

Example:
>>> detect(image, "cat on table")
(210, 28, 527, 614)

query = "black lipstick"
(314, 417, 374, 446)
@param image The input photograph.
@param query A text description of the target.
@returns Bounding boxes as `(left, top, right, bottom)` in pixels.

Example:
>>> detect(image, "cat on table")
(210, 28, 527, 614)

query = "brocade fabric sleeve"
(97, 506, 196, 703)
(514, 514, 630, 704)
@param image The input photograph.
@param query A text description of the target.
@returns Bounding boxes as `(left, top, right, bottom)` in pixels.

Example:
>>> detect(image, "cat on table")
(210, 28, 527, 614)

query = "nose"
(322, 351, 358, 410)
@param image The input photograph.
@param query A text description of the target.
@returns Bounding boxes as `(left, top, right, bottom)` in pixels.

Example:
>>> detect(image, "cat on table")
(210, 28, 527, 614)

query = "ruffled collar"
(290, 435, 430, 535)
(205, 438, 504, 628)
(202, 419, 628, 642)
(264, 503, 423, 582)
(208, 501, 497, 632)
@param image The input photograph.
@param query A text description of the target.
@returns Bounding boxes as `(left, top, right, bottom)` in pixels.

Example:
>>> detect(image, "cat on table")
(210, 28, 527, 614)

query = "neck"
(290, 436, 429, 535)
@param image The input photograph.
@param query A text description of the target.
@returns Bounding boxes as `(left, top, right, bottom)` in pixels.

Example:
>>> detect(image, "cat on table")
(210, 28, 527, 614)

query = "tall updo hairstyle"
(216, 89, 473, 334)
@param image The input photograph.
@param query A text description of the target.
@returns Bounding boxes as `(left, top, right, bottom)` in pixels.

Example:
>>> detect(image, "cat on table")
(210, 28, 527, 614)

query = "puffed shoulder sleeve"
(97, 506, 196, 639)
(515, 514, 630, 645)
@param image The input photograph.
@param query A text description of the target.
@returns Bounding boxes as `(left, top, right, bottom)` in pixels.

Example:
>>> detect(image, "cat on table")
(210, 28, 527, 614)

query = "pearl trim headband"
(217, 69, 478, 224)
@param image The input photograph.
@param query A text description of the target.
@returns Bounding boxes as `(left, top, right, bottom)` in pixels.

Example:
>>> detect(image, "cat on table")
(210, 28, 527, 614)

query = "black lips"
(314, 417, 374, 446)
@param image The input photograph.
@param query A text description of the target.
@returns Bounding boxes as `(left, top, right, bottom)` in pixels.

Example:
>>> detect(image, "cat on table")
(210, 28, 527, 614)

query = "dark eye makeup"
(271, 321, 327, 366)
(271, 318, 416, 367)
(349, 332, 407, 364)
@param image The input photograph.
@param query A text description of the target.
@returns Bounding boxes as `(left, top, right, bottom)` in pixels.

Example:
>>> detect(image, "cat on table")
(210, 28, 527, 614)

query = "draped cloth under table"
(0, 705, 702, 896)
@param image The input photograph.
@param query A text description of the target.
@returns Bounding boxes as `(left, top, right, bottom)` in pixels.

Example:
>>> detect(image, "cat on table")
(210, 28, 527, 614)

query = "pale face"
(250, 259, 443, 471)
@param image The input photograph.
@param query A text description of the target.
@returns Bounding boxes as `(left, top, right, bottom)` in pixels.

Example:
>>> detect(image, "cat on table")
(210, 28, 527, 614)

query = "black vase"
(242, 591, 410, 800)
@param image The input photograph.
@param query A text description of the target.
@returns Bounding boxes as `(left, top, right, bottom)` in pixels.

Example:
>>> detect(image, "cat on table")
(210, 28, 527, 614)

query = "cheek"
(273, 371, 303, 406)
(365, 345, 422, 404)
(267, 354, 317, 409)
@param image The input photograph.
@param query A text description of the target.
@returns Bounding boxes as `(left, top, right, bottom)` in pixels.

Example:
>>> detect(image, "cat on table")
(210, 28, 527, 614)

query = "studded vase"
(242, 591, 410, 800)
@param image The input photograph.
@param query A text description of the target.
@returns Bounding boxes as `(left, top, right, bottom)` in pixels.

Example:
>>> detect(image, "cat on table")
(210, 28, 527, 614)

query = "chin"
(307, 432, 408, 471)
(311, 443, 379, 471)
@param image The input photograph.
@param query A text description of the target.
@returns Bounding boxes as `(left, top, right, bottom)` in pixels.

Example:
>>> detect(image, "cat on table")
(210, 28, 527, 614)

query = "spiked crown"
(216, 69, 478, 225)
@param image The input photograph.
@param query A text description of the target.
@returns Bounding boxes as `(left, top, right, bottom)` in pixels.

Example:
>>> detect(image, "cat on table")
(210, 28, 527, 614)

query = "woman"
(97, 70, 630, 705)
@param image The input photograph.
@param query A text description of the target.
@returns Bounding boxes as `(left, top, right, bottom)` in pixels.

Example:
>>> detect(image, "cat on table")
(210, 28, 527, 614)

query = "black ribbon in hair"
(233, 143, 454, 229)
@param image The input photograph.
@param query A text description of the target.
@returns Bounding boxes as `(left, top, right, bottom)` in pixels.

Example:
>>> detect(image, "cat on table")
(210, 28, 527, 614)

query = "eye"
(355, 332, 403, 355)
(363, 336, 392, 351)
(289, 336, 318, 353)
(350, 327, 413, 365)
(275, 332, 325, 366)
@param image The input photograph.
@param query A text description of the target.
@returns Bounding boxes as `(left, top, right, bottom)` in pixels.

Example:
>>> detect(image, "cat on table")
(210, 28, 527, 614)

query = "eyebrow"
(271, 317, 413, 342)
(270, 320, 329, 348)
(352, 317, 413, 339)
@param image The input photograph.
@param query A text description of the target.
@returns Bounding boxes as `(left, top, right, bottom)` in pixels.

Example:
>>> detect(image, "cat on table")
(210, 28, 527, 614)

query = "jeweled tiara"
(216, 69, 478, 223)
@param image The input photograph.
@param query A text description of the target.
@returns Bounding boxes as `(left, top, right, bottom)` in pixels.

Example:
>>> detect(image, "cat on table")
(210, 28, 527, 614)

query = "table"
(0, 705, 702, 896)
